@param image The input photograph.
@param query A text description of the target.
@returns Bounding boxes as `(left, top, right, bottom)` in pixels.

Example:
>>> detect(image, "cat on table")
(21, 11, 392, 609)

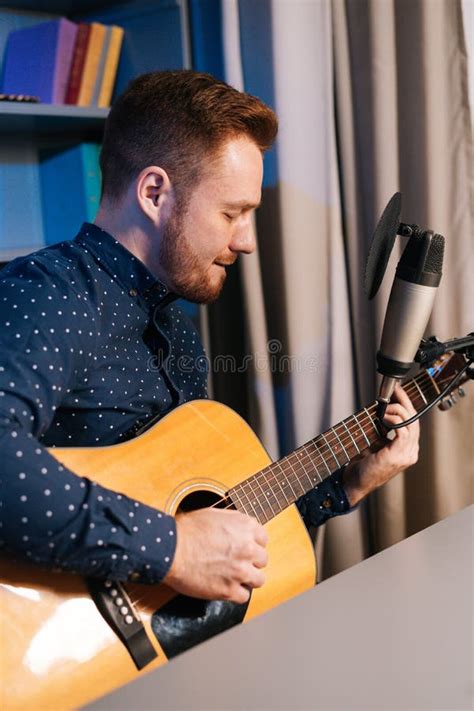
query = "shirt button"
(129, 288, 138, 297)
(322, 498, 332, 509)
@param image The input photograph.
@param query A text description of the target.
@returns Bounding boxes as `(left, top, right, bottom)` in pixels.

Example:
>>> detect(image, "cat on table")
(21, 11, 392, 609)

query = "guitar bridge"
(86, 577, 158, 670)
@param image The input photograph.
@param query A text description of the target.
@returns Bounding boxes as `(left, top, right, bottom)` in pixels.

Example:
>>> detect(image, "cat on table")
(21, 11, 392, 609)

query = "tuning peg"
(458, 387, 466, 398)
(438, 397, 454, 411)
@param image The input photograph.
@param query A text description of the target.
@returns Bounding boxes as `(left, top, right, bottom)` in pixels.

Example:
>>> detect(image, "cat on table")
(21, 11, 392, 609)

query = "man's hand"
(343, 383, 420, 507)
(163, 508, 268, 604)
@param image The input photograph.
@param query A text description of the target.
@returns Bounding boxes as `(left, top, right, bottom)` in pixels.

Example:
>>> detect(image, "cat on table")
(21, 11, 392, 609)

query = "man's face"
(158, 136, 263, 303)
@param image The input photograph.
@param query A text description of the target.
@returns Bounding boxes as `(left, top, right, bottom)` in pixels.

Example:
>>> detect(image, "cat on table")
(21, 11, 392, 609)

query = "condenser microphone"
(376, 229, 445, 408)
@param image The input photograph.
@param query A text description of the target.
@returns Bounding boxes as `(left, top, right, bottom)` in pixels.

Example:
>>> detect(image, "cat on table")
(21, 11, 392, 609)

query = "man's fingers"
(385, 396, 420, 436)
(252, 547, 268, 569)
(253, 522, 269, 547)
(168, 508, 270, 602)
(384, 403, 410, 425)
(246, 568, 266, 589)
(232, 584, 253, 605)
(392, 383, 417, 415)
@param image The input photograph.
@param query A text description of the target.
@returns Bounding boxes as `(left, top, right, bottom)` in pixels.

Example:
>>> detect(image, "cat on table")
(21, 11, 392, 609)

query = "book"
(76, 22, 107, 107)
(0, 144, 45, 260)
(0, 7, 56, 81)
(89, 25, 112, 106)
(1, 18, 78, 104)
(83, 2, 184, 98)
(92, 25, 124, 108)
(81, 143, 102, 222)
(39, 143, 102, 246)
(64, 22, 91, 105)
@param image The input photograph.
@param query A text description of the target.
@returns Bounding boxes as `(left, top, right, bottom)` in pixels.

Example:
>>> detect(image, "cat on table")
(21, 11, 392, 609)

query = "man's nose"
(230, 216, 257, 255)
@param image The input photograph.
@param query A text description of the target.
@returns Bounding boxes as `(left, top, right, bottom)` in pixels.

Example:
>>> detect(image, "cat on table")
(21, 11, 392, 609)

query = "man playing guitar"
(0, 70, 419, 607)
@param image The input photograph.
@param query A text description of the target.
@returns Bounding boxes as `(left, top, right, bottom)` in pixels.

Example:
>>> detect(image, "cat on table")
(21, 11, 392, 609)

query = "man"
(0, 70, 419, 605)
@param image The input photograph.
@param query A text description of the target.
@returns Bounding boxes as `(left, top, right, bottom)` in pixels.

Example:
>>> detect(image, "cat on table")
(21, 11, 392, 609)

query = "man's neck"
(94, 206, 157, 274)
(94, 200, 171, 288)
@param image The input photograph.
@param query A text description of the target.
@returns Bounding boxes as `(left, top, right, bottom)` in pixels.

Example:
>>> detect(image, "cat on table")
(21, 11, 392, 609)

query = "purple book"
(1, 18, 78, 104)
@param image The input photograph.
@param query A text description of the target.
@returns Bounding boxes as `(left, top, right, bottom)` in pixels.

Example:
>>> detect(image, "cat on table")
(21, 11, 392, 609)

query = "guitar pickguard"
(150, 593, 250, 659)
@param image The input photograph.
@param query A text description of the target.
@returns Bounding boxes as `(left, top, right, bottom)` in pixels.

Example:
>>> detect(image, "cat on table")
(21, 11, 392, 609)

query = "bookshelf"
(0, 0, 190, 261)
(0, 102, 108, 138)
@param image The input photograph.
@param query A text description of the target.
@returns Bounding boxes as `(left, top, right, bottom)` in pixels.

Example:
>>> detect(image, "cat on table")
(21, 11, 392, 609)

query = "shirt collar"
(75, 223, 177, 311)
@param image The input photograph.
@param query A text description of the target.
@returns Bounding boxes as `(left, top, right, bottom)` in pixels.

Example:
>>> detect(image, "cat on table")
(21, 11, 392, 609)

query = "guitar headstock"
(425, 352, 471, 410)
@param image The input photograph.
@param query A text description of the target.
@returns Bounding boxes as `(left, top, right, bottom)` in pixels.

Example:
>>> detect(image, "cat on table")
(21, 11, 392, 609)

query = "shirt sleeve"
(296, 467, 352, 528)
(0, 257, 176, 584)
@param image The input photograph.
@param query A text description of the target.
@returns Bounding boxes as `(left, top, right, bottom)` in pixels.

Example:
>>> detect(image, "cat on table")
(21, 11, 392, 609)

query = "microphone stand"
(415, 333, 474, 365)
(376, 332, 473, 430)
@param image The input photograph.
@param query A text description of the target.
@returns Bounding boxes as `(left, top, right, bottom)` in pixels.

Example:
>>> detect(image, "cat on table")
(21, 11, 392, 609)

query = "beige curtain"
(206, 0, 472, 579)
(332, 0, 473, 550)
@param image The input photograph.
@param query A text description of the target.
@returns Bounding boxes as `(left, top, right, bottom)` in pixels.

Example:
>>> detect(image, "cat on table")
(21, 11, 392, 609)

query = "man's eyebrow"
(221, 200, 261, 210)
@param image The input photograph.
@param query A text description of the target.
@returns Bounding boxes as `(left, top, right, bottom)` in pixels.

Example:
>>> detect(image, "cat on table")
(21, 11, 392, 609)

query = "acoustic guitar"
(0, 353, 469, 711)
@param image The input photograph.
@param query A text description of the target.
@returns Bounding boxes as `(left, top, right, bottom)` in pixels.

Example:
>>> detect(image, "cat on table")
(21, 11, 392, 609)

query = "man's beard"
(158, 207, 227, 304)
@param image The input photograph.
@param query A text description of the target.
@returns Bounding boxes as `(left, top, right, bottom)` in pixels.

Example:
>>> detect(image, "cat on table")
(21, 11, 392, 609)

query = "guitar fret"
(230, 486, 246, 513)
(254, 470, 281, 519)
(239, 480, 265, 520)
(425, 370, 441, 395)
(250, 474, 272, 522)
(413, 379, 428, 405)
(320, 431, 341, 468)
(298, 446, 324, 484)
(283, 458, 301, 497)
(294, 448, 319, 488)
(276, 460, 298, 499)
(352, 414, 370, 447)
(285, 454, 309, 498)
(342, 419, 360, 453)
(266, 464, 292, 506)
(331, 425, 351, 464)
(237, 482, 258, 518)
(311, 440, 332, 475)
(364, 407, 382, 440)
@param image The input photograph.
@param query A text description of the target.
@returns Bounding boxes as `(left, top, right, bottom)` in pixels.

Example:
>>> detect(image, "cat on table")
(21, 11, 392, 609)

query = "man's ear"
(136, 166, 173, 223)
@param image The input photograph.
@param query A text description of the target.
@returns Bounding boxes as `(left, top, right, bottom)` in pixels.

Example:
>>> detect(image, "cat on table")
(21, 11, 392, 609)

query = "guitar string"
(208, 375, 425, 506)
(126, 369, 460, 610)
(131, 369, 455, 564)
(205, 369, 456, 514)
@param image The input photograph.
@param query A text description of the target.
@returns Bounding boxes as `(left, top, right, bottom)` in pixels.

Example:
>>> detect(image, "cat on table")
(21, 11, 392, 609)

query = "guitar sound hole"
(176, 490, 230, 513)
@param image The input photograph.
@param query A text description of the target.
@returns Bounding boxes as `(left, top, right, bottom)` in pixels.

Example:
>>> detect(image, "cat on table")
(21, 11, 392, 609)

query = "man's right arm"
(0, 259, 268, 599)
(0, 259, 177, 583)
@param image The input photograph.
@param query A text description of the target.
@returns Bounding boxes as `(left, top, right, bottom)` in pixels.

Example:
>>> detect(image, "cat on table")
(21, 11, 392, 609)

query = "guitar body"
(0, 400, 317, 711)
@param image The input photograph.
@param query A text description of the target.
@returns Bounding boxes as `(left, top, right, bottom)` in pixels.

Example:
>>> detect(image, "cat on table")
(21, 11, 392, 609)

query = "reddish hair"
(100, 70, 278, 203)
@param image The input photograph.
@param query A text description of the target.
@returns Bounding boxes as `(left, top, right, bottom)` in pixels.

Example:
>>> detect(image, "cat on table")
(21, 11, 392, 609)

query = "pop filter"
(364, 192, 402, 300)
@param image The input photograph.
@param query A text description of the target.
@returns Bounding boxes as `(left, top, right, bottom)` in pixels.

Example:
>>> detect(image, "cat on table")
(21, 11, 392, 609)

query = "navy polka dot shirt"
(0, 223, 350, 585)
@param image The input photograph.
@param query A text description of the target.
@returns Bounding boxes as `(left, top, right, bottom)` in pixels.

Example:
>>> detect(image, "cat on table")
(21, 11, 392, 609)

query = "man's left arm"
(297, 384, 419, 527)
(342, 383, 420, 507)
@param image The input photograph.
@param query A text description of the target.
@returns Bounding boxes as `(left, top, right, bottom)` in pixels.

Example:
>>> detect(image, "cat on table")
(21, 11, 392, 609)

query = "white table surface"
(84, 505, 473, 711)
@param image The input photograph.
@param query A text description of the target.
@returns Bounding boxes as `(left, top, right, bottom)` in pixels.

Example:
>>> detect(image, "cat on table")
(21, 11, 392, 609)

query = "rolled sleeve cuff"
(37, 484, 178, 585)
(95, 497, 178, 584)
(296, 467, 352, 529)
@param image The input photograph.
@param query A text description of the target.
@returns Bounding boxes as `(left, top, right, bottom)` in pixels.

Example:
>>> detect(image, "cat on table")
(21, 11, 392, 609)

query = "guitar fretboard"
(228, 370, 440, 523)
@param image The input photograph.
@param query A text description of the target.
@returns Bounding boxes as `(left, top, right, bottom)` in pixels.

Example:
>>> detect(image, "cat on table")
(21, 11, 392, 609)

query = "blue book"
(0, 144, 45, 260)
(1, 18, 77, 103)
(0, 8, 56, 82)
(39, 143, 101, 246)
(84, 0, 185, 100)
(81, 143, 102, 222)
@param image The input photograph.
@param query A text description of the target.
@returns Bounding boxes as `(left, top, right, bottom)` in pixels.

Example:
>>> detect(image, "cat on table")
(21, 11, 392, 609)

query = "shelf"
(0, 245, 41, 263)
(0, 1, 126, 14)
(0, 102, 108, 139)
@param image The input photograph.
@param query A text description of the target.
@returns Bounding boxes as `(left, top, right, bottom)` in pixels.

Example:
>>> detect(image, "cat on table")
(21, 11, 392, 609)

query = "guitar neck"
(228, 369, 441, 524)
